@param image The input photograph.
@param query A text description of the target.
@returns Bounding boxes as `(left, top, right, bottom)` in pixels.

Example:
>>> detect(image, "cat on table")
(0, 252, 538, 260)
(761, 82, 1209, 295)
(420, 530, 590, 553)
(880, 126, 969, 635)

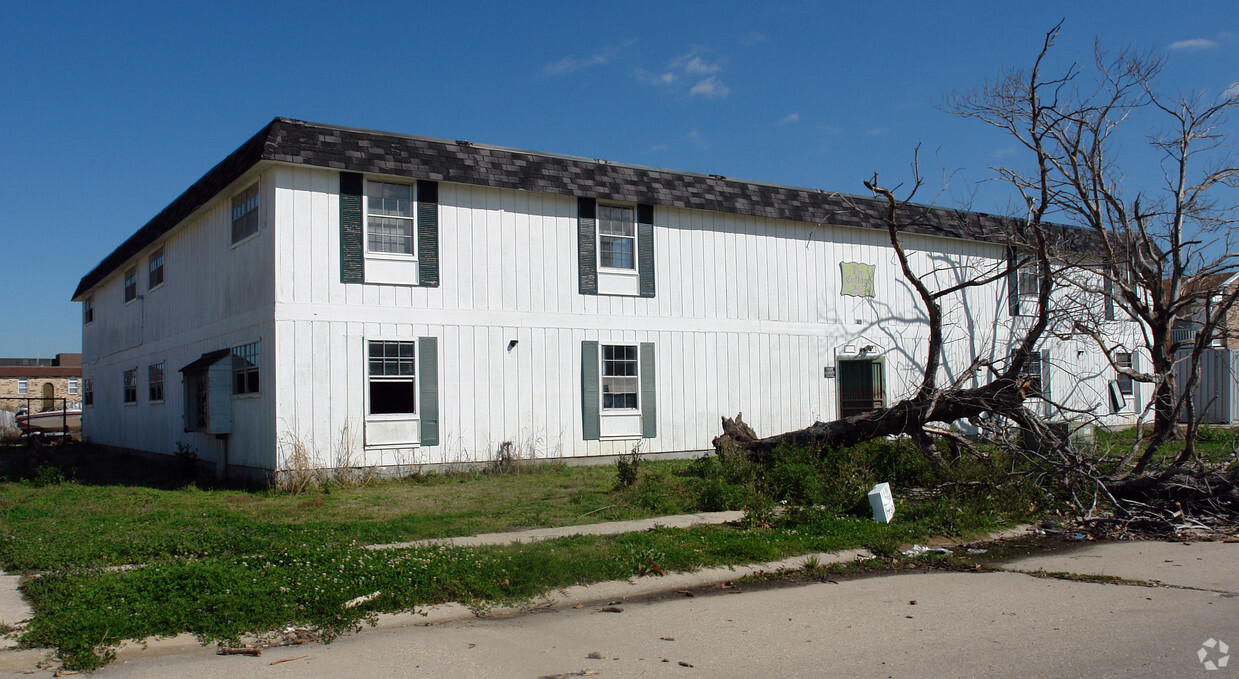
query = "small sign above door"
(840, 262, 876, 297)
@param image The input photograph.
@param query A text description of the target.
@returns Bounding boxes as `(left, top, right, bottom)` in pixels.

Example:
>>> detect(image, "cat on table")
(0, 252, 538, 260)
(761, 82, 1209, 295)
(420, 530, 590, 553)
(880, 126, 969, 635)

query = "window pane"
(599, 236, 635, 269)
(367, 217, 414, 254)
(367, 182, 415, 218)
(369, 380, 416, 414)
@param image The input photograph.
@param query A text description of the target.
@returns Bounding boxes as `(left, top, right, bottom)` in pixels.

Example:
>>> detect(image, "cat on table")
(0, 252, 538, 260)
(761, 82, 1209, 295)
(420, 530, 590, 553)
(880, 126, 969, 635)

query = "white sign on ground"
(868, 482, 895, 523)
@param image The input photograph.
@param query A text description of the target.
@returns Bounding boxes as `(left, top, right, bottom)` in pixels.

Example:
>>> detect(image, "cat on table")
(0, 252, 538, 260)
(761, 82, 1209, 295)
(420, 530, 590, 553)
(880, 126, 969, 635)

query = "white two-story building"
(73, 118, 1147, 478)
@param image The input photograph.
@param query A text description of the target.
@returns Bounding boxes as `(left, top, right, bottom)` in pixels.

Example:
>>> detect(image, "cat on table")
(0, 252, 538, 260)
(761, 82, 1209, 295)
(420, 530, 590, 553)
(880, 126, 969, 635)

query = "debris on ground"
(902, 544, 952, 557)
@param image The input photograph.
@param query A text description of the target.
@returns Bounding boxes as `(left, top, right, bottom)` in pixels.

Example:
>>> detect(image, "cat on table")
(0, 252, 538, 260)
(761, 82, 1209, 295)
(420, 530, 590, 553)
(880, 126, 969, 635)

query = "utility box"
(868, 482, 895, 523)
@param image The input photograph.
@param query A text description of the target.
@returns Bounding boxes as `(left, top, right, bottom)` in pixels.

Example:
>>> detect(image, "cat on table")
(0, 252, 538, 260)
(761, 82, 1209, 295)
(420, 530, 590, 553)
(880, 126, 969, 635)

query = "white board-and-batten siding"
(80, 171, 278, 471)
(270, 165, 1024, 468)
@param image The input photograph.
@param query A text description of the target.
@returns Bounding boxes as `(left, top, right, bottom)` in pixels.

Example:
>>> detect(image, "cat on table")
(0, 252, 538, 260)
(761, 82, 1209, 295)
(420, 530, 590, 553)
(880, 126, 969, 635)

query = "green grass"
(1088, 425, 1239, 466)
(0, 440, 1048, 670)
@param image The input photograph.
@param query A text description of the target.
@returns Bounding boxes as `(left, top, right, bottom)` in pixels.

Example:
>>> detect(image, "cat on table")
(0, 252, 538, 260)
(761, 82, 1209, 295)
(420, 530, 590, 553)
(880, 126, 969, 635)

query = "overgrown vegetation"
(0, 438, 1051, 670)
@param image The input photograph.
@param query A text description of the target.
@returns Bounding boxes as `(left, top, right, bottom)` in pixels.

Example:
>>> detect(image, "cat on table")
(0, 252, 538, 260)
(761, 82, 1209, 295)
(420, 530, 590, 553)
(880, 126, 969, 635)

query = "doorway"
(838, 358, 885, 418)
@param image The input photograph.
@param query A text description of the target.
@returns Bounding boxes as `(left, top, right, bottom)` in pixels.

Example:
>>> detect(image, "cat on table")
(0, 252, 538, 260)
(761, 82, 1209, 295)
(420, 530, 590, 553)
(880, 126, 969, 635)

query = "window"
(1020, 351, 1048, 399)
(366, 181, 416, 255)
(67, 377, 78, 395)
(123, 369, 137, 404)
(83, 378, 93, 407)
(1115, 352, 1133, 396)
(232, 342, 260, 395)
(601, 344, 639, 410)
(598, 204, 636, 270)
(17, 378, 27, 395)
(231, 183, 260, 244)
(124, 266, 137, 303)
(148, 247, 164, 289)
(83, 297, 94, 324)
(148, 362, 165, 402)
(368, 340, 416, 414)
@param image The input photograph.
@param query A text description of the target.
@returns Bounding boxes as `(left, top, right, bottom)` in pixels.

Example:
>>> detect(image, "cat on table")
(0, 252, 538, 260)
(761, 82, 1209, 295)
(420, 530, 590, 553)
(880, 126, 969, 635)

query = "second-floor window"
(67, 377, 78, 395)
(83, 378, 93, 407)
(366, 181, 416, 255)
(124, 266, 137, 303)
(83, 297, 93, 325)
(148, 247, 164, 289)
(598, 204, 636, 270)
(231, 183, 260, 244)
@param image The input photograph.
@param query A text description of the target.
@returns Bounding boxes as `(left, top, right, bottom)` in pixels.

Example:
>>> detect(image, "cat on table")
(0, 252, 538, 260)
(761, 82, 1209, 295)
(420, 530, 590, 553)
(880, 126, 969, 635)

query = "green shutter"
(872, 358, 886, 408)
(340, 172, 364, 284)
(1006, 247, 1019, 317)
(640, 342, 656, 438)
(417, 180, 439, 287)
(637, 204, 655, 298)
(581, 340, 600, 440)
(419, 337, 439, 446)
(578, 198, 597, 295)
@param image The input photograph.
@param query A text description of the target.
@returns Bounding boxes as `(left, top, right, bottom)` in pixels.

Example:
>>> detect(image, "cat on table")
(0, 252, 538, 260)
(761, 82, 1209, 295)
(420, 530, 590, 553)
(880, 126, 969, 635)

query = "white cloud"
(993, 147, 1017, 159)
(544, 39, 637, 75)
(778, 113, 800, 124)
(743, 32, 766, 46)
(1168, 38, 1218, 50)
(685, 56, 720, 74)
(865, 127, 889, 136)
(656, 72, 676, 84)
(1225, 82, 1239, 99)
(684, 130, 708, 149)
(642, 144, 669, 153)
(690, 76, 730, 98)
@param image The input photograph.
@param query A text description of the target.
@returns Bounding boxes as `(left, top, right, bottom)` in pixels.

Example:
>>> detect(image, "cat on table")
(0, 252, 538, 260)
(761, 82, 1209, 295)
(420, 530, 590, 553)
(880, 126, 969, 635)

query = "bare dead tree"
(948, 22, 1239, 479)
(715, 22, 1239, 523)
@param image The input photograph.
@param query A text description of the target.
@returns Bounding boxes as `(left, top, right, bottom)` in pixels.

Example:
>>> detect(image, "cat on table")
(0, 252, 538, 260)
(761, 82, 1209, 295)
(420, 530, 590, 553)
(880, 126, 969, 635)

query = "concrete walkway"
(366, 510, 747, 550)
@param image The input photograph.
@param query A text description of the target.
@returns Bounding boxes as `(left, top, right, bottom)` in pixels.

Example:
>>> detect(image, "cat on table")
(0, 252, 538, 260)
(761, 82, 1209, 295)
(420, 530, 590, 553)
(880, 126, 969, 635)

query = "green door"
(838, 358, 885, 418)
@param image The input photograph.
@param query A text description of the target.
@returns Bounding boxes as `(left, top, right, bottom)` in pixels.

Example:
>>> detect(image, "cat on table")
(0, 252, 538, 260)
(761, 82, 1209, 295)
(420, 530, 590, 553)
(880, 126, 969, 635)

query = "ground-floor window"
(602, 344, 639, 410)
(368, 340, 416, 415)
(123, 369, 137, 404)
(149, 362, 165, 402)
(232, 342, 260, 395)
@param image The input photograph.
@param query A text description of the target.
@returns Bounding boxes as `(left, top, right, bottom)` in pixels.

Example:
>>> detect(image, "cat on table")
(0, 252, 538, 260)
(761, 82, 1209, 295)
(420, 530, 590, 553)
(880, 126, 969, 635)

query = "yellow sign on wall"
(840, 262, 876, 297)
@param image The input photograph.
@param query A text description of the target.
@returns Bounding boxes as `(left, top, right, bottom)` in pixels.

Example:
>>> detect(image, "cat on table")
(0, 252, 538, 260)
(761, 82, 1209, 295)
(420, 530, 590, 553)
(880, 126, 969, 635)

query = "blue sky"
(1, 1, 1235, 357)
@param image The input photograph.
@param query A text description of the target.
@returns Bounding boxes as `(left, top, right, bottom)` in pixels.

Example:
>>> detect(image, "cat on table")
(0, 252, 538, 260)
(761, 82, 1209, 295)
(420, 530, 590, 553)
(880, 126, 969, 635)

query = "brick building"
(0, 354, 82, 412)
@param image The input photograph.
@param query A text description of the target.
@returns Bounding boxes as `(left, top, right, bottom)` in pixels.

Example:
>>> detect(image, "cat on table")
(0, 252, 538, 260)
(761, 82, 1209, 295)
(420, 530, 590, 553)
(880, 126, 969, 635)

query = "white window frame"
(366, 340, 419, 419)
(67, 377, 78, 395)
(148, 246, 165, 290)
(17, 377, 27, 395)
(231, 342, 260, 396)
(597, 203, 638, 273)
(1115, 352, 1133, 397)
(123, 266, 138, 304)
(231, 183, 260, 245)
(364, 180, 418, 259)
(123, 369, 137, 404)
(600, 344, 640, 412)
(148, 362, 165, 403)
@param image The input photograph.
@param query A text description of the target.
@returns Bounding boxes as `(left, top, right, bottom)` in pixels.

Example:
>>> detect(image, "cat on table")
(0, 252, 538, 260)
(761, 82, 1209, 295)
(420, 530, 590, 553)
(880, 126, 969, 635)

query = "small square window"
(231, 183, 260, 244)
(148, 247, 164, 289)
(124, 267, 137, 303)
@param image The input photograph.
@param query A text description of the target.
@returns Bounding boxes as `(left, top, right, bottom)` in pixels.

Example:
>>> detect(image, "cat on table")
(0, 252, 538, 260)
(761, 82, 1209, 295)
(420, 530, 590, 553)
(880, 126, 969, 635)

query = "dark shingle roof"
(75, 117, 1095, 299)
